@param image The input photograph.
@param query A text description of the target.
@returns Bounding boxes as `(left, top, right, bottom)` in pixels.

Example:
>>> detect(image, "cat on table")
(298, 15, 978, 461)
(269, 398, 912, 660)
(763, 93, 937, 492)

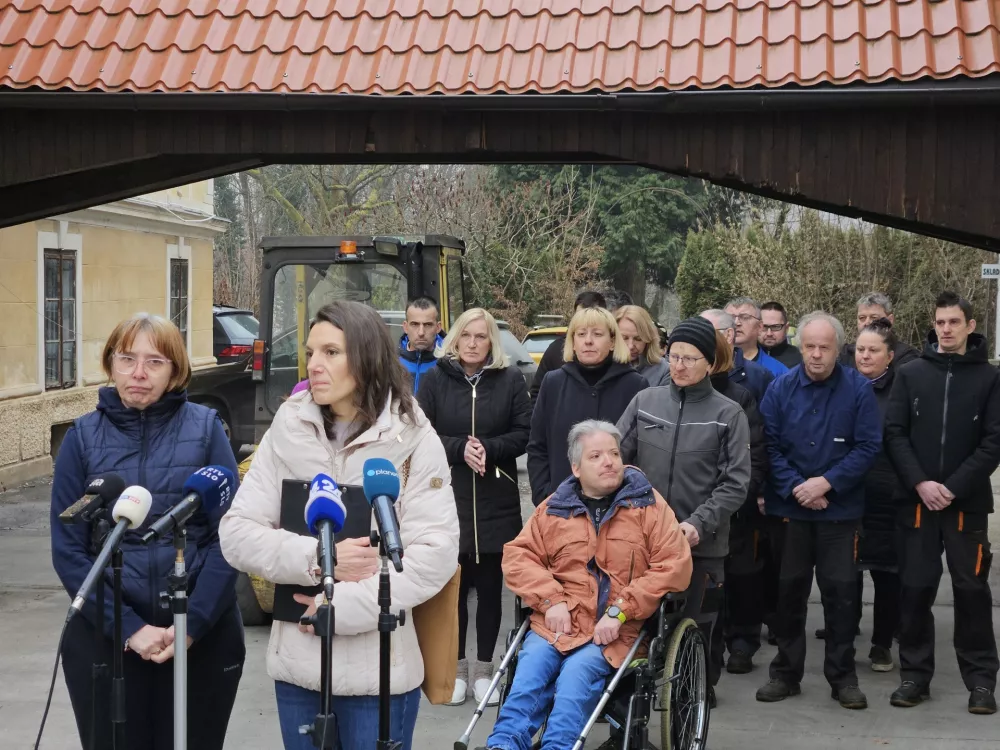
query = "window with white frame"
(169, 258, 189, 347)
(43, 249, 77, 389)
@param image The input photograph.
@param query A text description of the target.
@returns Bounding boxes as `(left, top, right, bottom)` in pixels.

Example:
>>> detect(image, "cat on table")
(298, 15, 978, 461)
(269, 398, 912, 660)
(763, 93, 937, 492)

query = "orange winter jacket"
(502, 467, 693, 668)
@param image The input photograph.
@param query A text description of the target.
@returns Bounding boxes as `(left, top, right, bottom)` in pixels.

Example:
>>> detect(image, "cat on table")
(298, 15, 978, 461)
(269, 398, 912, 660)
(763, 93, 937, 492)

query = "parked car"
(521, 325, 567, 365)
(213, 305, 259, 363)
(497, 321, 537, 392)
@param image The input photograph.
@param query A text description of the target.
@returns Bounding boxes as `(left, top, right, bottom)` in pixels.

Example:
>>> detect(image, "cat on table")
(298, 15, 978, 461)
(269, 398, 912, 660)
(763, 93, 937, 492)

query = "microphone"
(305, 473, 347, 601)
(58, 473, 126, 524)
(362, 458, 404, 573)
(69, 486, 153, 619)
(141, 465, 235, 543)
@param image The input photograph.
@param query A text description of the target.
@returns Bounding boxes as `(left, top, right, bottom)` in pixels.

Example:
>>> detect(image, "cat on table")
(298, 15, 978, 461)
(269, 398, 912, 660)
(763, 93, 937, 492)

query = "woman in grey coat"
(615, 305, 670, 387)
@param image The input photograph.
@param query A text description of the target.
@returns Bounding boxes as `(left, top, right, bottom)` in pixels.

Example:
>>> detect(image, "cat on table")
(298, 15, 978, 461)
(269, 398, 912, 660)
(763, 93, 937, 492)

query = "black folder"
(271, 479, 373, 623)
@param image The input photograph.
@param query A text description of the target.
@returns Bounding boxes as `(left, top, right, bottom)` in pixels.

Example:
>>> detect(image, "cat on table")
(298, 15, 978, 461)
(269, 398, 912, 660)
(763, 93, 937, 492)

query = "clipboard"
(271, 479, 373, 623)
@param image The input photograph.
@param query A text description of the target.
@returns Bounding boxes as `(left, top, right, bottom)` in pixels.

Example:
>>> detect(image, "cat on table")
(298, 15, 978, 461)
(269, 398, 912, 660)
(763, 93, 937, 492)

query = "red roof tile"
(0, 0, 998, 94)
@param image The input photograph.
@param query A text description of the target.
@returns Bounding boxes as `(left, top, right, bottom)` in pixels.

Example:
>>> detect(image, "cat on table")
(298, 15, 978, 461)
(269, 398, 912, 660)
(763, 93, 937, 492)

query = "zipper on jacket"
(471, 381, 480, 564)
(139, 411, 157, 624)
(939, 360, 952, 477)
(666, 391, 686, 502)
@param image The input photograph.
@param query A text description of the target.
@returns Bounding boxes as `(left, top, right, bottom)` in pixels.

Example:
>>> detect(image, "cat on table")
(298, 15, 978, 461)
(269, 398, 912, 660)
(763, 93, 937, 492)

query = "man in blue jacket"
(725, 297, 790, 379)
(755, 312, 881, 710)
(398, 296, 443, 393)
(702, 308, 775, 403)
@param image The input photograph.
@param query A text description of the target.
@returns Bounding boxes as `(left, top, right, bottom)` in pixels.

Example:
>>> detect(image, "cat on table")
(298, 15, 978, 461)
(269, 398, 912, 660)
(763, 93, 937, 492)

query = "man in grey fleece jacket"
(617, 316, 751, 703)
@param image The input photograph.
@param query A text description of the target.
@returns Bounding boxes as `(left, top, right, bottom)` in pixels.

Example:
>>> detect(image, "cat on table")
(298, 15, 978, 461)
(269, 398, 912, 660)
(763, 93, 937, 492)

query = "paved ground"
(3, 468, 1000, 750)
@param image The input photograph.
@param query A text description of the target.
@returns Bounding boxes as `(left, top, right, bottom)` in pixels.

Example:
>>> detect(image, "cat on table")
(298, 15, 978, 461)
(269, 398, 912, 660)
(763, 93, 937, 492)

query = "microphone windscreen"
(86, 473, 127, 502)
(182, 465, 236, 513)
(362, 458, 400, 505)
(111, 486, 153, 528)
(306, 473, 347, 534)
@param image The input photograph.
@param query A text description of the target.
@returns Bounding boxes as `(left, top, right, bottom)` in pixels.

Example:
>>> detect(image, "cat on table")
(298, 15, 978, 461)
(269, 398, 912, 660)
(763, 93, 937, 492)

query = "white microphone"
(68, 486, 153, 619)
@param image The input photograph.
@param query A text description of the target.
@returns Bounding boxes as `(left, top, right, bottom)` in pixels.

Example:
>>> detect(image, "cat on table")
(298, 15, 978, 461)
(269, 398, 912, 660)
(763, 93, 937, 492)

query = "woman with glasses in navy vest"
(50, 313, 244, 750)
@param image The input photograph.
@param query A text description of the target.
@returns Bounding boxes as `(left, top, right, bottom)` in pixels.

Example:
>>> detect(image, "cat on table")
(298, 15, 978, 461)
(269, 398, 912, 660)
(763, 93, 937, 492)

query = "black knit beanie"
(668, 316, 717, 365)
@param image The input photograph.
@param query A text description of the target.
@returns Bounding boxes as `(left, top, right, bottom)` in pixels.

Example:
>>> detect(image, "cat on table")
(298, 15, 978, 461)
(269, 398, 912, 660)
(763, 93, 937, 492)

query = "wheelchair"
(456, 574, 720, 750)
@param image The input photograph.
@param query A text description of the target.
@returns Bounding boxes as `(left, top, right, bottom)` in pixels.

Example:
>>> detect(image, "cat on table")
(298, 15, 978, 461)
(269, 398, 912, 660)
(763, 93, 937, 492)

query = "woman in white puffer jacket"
(219, 301, 459, 750)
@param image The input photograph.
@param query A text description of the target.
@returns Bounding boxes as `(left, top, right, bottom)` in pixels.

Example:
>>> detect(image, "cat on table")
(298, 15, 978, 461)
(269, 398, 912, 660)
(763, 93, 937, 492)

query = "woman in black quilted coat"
(416, 308, 531, 708)
(853, 317, 903, 672)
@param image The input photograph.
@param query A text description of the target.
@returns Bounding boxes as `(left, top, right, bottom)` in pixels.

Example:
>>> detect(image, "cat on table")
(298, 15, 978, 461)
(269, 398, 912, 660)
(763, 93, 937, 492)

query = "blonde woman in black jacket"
(416, 308, 532, 708)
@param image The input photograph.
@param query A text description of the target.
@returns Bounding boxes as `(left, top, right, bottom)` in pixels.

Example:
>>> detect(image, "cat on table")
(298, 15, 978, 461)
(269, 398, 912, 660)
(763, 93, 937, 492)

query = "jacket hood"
(546, 466, 655, 518)
(96, 386, 188, 433)
(922, 331, 989, 365)
(563, 359, 637, 388)
(398, 333, 444, 364)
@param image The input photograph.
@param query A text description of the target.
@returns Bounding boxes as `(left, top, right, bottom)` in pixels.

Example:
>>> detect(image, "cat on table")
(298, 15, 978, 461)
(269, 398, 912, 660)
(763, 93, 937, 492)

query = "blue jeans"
(487, 631, 613, 750)
(274, 681, 421, 750)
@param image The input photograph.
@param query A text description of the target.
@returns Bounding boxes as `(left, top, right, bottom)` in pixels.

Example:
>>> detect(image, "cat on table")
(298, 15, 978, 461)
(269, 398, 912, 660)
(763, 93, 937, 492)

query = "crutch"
(455, 618, 531, 750)
(570, 626, 650, 750)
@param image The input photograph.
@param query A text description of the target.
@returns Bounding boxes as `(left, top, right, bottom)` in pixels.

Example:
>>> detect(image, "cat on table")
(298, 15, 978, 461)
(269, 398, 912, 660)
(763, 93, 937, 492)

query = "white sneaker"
(474, 676, 499, 706)
(448, 677, 468, 706)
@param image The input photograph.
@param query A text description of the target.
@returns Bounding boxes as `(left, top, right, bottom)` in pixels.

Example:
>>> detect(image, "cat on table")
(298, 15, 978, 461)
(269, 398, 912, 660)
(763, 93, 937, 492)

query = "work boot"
(890, 681, 930, 708)
(473, 661, 499, 706)
(869, 645, 893, 673)
(969, 687, 997, 715)
(755, 678, 801, 703)
(726, 650, 753, 674)
(449, 658, 468, 706)
(832, 684, 868, 710)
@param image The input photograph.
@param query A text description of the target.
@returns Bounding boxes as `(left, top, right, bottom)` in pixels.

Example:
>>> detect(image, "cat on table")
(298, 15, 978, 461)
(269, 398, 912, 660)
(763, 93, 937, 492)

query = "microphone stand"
(299, 553, 337, 747)
(160, 527, 189, 750)
(111, 548, 126, 750)
(87, 514, 110, 750)
(371, 530, 404, 750)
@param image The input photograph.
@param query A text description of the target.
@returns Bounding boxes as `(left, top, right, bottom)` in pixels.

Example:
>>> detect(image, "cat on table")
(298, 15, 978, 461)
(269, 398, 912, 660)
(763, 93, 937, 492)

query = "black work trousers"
(681, 556, 725, 687)
(851, 570, 900, 650)
(61, 605, 246, 750)
(768, 519, 860, 689)
(897, 504, 998, 691)
(458, 552, 505, 663)
(725, 513, 780, 657)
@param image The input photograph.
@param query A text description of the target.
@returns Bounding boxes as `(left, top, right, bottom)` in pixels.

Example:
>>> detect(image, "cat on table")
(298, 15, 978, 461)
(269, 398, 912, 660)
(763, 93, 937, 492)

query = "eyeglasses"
(667, 354, 705, 367)
(113, 353, 172, 375)
(732, 313, 761, 323)
(761, 323, 786, 332)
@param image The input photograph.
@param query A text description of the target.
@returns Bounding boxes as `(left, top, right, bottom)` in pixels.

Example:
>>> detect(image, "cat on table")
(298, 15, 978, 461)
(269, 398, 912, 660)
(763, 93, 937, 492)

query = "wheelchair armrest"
(513, 595, 533, 626)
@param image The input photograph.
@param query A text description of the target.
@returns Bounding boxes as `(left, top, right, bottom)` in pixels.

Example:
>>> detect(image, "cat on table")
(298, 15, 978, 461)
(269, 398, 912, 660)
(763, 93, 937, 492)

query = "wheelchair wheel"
(659, 618, 709, 750)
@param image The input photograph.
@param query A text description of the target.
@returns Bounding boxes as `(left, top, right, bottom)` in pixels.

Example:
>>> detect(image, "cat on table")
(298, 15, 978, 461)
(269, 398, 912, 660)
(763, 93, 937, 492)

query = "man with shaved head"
(755, 312, 882, 710)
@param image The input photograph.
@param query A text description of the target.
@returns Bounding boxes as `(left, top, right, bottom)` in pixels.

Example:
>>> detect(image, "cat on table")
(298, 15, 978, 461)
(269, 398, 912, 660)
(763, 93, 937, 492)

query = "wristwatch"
(606, 605, 627, 624)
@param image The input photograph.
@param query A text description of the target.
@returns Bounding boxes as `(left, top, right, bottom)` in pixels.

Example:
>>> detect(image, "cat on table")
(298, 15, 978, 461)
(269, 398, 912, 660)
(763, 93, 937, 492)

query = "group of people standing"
(409, 286, 1000, 719)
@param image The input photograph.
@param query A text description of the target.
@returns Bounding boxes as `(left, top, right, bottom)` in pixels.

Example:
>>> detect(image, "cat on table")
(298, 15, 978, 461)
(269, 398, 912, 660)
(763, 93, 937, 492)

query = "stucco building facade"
(0, 181, 227, 488)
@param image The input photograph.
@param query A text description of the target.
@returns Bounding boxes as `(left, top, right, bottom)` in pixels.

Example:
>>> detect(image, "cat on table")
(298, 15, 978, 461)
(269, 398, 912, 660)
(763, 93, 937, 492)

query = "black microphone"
(141, 465, 235, 543)
(58, 473, 127, 524)
(361, 458, 404, 573)
(69, 486, 153, 620)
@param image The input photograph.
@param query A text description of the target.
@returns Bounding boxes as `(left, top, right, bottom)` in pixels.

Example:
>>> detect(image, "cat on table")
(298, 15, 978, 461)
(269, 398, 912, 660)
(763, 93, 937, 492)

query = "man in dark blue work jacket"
(755, 312, 882, 710)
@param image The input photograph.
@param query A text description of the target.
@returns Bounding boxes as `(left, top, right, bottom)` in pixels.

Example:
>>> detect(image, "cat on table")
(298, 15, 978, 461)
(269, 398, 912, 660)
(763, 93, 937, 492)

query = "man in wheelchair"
(480, 420, 693, 750)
